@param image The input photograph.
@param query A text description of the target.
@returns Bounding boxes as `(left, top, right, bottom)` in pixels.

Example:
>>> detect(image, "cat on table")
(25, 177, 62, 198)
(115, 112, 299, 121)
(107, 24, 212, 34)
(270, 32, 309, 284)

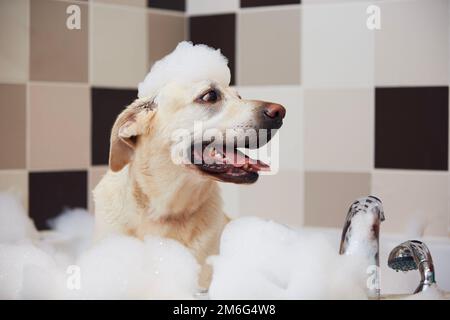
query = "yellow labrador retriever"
(93, 48, 285, 288)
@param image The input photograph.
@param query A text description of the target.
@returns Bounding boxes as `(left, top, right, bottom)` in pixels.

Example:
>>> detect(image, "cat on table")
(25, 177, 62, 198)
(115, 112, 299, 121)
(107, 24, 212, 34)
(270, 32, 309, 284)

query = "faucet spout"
(339, 195, 385, 299)
(387, 240, 436, 294)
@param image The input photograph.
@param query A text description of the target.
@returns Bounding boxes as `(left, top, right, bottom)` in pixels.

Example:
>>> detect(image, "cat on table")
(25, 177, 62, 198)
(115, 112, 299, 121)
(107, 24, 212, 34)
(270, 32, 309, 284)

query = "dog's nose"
(263, 103, 286, 121)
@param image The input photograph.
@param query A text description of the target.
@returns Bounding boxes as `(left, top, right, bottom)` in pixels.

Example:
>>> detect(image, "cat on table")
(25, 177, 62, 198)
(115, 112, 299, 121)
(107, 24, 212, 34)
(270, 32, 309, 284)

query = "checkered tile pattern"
(0, 0, 449, 237)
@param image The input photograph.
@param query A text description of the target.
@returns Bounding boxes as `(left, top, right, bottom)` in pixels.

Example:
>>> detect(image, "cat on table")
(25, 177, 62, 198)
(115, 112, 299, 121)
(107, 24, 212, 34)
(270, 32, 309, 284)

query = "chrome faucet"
(388, 240, 436, 294)
(339, 195, 385, 299)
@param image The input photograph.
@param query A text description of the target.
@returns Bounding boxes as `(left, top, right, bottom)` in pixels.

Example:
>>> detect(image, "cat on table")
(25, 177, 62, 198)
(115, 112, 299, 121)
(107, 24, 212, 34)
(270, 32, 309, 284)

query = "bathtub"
(303, 227, 450, 295)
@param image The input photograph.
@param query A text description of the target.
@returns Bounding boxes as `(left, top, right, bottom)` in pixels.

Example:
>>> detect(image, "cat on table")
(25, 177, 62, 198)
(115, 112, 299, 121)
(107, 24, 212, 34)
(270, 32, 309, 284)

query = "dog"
(93, 42, 285, 288)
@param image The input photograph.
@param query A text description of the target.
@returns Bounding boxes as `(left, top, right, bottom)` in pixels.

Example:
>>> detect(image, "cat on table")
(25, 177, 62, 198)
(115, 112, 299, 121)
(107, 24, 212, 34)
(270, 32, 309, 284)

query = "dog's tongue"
(225, 149, 270, 172)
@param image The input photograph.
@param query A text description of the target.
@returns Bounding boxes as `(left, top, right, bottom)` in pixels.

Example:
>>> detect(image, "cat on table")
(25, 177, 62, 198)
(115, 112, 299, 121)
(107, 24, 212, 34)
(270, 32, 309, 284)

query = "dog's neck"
(128, 160, 221, 222)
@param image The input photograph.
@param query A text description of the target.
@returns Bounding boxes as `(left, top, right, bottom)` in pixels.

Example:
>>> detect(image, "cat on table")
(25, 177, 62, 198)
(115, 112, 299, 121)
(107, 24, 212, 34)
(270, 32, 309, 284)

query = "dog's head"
(108, 43, 285, 185)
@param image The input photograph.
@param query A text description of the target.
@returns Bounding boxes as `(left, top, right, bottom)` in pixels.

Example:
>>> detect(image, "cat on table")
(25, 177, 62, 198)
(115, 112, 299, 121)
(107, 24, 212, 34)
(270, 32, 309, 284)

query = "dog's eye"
(200, 90, 219, 103)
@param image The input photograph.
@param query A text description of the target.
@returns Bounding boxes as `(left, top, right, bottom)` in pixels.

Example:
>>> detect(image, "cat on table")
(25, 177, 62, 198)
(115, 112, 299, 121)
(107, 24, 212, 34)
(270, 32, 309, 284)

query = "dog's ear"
(109, 99, 155, 172)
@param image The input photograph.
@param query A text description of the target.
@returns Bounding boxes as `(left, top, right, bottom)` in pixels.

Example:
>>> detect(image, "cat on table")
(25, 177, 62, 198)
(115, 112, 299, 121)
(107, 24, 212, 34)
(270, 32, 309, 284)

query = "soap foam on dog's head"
(138, 41, 231, 99)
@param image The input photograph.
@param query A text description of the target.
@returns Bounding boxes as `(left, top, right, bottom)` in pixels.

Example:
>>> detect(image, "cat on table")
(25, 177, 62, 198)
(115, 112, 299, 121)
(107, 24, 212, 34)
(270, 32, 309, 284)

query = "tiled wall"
(0, 0, 449, 238)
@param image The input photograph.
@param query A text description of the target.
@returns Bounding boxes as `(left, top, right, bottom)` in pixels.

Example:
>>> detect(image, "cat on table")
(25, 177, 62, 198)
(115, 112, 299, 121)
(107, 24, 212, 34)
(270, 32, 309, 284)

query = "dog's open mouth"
(190, 143, 270, 184)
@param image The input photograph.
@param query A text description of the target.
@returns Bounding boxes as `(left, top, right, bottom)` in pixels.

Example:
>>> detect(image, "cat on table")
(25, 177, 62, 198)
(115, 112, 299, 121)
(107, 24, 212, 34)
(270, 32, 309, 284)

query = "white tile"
(301, 2, 374, 88)
(187, 0, 238, 15)
(90, 3, 148, 88)
(375, 0, 449, 86)
(0, 0, 29, 83)
(304, 88, 374, 171)
(371, 170, 449, 237)
(236, 86, 303, 172)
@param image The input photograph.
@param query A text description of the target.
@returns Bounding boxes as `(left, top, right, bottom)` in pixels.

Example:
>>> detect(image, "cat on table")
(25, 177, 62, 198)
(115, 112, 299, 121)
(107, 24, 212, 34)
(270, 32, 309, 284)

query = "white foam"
(208, 217, 369, 299)
(0, 192, 200, 299)
(0, 193, 37, 243)
(138, 41, 231, 99)
(2, 191, 446, 300)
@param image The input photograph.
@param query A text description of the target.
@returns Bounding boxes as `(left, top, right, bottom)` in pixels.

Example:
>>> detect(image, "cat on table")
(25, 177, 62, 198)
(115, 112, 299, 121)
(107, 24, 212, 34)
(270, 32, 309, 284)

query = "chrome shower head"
(388, 240, 436, 294)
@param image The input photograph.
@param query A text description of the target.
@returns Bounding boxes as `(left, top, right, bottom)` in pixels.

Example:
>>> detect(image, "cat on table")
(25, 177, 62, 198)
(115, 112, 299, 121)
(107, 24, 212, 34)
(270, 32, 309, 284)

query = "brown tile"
(148, 0, 185, 11)
(241, 0, 300, 7)
(304, 171, 371, 228)
(29, 84, 90, 170)
(30, 0, 88, 82)
(88, 165, 108, 213)
(148, 12, 186, 67)
(0, 170, 28, 210)
(0, 0, 29, 83)
(189, 14, 236, 84)
(0, 84, 26, 169)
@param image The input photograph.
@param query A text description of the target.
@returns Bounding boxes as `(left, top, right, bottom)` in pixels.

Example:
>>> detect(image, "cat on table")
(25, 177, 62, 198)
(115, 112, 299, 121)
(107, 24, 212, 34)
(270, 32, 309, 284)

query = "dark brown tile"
(147, 0, 185, 11)
(0, 84, 26, 169)
(375, 87, 449, 170)
(29, 171, 87, 230)
(30, 0, 88, 82)
(189, 14, 236, 85)
(241, 0, 300, 8)
(91, 87, 138, 165)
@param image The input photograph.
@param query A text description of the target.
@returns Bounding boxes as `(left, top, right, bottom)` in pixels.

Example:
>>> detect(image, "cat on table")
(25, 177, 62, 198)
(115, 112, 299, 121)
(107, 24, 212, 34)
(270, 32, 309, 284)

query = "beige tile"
(304, 171, 371, 228)
(91, 3, 148, 87)
(238, 9, 300, 85)
(302, 2, 374, 88)
(375, 0, 449, 86)
(88, 166, 108, 213)
(29, 84, 90, 170)
(237, 86, 303, 172)
(187, 0, 238, 15)
(0, 170, 28, 210)
(304, 88, 374, 171)
(30, 0, 88, 82)
(92, 0, 146, 7)
(219, 183, 240, 219)
(239, 170, 304, 227)
(148, 12, 186, 67)
(0, 0, 29, 83)
(0, 84, 26, 169)
(372, 170, 449, 237)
